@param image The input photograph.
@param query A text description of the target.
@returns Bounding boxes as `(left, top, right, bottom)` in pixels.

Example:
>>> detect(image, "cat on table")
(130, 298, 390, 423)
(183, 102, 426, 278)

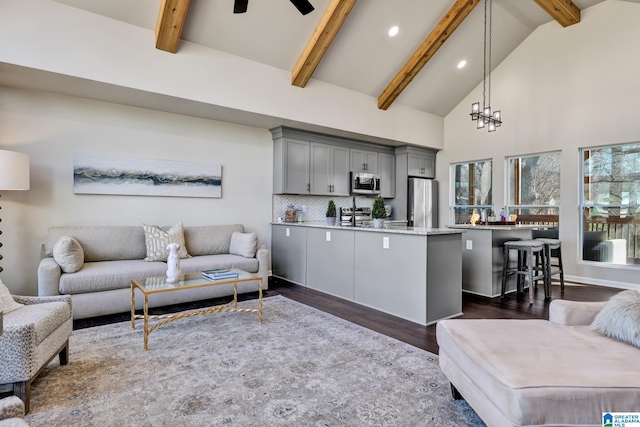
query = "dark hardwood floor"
(75, 278, 621, 355)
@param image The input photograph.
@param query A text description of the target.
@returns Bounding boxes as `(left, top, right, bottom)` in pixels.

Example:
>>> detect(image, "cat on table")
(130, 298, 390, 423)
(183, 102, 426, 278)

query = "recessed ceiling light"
(388, 26, 399, 37)
(457, 60, 467, 69)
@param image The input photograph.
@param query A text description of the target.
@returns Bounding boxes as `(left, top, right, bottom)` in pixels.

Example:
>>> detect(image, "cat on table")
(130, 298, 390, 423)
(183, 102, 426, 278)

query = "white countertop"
(272, 221, 463, 236)
(448, 224, 548, 231)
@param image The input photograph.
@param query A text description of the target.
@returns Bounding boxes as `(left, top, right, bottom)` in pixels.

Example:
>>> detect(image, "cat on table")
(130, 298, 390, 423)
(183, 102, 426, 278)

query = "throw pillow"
(229, 231, 258, 258)
(143, 222, 190, 262)
(0, 278, 23, 314)
(591, 289, 640, 348)
(52, 235, 85, 273)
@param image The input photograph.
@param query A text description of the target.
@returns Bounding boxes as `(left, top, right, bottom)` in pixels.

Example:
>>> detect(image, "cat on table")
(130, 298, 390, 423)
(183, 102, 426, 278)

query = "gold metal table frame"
(131, 270, 263, 350)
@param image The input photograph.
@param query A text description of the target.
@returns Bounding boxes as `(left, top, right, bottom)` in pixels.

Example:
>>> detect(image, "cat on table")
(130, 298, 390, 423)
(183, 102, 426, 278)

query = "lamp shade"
(0, 150, 30, 190)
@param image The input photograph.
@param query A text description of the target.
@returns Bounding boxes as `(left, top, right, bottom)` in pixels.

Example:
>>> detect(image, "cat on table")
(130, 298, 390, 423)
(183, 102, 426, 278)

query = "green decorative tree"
(326, 200, 337, 218)
(372, 196, 387, 219)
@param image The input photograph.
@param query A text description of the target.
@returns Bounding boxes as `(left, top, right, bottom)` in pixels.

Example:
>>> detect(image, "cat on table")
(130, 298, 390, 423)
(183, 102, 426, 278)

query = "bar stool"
(501, 240, 548, 304)
(535, 238, 565, 296)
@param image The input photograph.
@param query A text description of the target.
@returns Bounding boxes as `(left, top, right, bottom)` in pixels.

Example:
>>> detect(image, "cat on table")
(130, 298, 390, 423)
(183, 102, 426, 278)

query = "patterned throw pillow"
(0, 278, 23, 314)
(591, 289, 640, 348)
(143, 222, 190, 262)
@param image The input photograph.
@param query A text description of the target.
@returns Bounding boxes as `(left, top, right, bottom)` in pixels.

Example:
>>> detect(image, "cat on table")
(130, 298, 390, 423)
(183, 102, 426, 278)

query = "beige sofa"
(437, 299, 640, 427)
(38, 224, 268, 319)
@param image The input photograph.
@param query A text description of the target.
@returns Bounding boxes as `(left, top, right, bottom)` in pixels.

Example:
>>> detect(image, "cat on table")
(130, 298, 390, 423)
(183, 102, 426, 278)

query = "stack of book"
(202, 269, 239, 281)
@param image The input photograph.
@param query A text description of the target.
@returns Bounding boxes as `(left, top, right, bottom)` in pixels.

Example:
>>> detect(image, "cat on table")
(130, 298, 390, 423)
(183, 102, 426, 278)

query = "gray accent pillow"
(52, 235, 85, 273)
(591, 289, 640, 348)
(0, 278, 23, 313)
(229, 231, 258, 258)
(143, 222, 189, 262)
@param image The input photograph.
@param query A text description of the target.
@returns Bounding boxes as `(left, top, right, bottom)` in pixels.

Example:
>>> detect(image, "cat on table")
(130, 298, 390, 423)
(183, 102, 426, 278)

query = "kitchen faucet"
(351, 196, 356, 227)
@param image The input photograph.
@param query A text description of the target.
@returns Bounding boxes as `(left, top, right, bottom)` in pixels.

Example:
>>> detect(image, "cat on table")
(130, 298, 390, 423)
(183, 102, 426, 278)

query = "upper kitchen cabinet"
(273, 136, 310, 194)
(378, 153, 395, 198)
(350, 149, 378, 173)
(395, 146, 437, 179)
(310, 143, 350, 196)
(271, 127, 396, 196)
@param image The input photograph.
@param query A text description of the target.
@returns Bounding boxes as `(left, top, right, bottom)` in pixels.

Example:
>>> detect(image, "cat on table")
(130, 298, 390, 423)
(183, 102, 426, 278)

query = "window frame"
(450, 158, 493, 224)
(504, 150, 562, 227)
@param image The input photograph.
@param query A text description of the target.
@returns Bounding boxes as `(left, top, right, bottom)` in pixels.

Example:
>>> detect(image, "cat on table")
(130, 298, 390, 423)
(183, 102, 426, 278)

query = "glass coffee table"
(131, 270, 263, 350)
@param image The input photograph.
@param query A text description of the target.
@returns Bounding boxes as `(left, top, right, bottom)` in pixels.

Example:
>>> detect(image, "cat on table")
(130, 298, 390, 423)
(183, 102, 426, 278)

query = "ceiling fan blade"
(234, 0, 248, 13)
(290, 0, 314, 15)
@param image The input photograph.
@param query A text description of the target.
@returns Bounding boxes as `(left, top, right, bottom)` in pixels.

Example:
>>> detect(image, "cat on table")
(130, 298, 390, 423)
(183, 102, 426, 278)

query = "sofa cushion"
(143, 223, 190, 262)
(44, 226, 147, 262)
(184, 224, 244, 256)
(52, 236, 84, 273)
(59, 260, 168, 294)
(437, 319, 640, 426)
(0, 279, 22, 314)
(3, 301, 70, 345)
(591, 289, 640, 348)
(229, 232, 258, 258)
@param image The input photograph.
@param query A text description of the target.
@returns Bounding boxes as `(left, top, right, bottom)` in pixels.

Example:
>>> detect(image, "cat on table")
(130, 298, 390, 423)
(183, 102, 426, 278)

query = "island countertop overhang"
(271, 221, 463, 236)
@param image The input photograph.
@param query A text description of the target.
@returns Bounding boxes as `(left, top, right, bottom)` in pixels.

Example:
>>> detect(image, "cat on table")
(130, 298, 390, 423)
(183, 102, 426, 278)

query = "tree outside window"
(452, 160, 492, 224)
(507, 152, 561, 225)
(581, 143, 640, 265)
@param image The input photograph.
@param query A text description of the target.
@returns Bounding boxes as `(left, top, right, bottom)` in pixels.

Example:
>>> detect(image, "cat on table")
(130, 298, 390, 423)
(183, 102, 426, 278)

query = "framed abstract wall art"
(73, 152, 222, 198)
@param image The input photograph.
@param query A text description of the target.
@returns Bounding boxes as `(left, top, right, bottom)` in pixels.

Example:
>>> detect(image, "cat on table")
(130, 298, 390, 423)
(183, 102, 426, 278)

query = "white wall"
(0, 86, 273, 295)
(439, 1, 640, 290)
(0, 0, 443, 149)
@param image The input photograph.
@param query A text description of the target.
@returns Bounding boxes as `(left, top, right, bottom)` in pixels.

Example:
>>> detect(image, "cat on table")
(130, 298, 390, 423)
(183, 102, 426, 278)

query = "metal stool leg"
(557, 244, 565, 293)
(501, 246, 509, 297)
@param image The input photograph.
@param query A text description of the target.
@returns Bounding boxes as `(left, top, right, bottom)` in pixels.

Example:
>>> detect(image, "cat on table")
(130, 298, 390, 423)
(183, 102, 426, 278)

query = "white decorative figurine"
(166, 243, 182, 283)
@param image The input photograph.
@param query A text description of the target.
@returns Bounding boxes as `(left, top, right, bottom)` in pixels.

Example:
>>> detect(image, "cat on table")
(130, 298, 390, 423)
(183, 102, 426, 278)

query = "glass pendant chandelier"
(471, 0, 502, 132)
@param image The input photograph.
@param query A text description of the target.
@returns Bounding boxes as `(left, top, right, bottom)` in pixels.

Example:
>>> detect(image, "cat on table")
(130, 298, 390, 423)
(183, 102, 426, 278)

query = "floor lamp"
(0, 149, 30, 276)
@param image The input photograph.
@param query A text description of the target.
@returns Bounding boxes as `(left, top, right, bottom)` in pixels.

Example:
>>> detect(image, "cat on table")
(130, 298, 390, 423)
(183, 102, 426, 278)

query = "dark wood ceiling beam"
(291, 0, 358, 88)
(155, 0, 191, 53)
(378, 0, 480, 111)
(534, 0, 580, 27)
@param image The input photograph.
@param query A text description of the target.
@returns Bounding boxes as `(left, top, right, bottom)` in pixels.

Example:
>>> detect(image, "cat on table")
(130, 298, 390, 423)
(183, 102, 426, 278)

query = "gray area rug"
(27, 295, 484, 426)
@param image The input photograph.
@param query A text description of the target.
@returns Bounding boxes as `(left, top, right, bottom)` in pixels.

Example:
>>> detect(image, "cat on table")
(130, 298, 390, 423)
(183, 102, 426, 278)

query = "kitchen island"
(272, 221, 463, 325)
(448, 224, 547, 297)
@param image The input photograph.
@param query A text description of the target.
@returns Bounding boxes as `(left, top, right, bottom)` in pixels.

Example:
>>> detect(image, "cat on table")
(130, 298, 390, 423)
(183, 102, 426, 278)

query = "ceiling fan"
(234, 0, 314, 15)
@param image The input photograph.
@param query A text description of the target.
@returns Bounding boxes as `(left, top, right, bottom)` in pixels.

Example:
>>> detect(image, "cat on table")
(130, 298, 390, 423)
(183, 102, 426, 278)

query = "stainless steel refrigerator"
(408, 178, 438, 228)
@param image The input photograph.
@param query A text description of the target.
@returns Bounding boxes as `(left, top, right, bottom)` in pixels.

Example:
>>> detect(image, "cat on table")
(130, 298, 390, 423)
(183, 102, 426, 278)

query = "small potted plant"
(326, 200, 337, 226)
(372, 196, 387, 228)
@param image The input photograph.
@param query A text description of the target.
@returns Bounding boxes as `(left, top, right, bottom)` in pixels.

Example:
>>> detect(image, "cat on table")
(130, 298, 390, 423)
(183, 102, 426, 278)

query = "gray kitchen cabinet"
(378, 153, 396, 198)
(407, 151, 435, 178)
(354, 232, 428, 324)
(271, 224, 307, 285)
(310, 143, 350, 196)
(273, 137, 310, 194)
(306, 228, 355, 299)
(350, 149, 378, 173)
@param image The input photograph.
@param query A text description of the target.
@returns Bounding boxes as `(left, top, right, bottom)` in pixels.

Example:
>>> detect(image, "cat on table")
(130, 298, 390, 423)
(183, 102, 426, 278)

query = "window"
(452, 160, 492, 224)
(581, 143, 640, 265)
(507, 152, 561, 226)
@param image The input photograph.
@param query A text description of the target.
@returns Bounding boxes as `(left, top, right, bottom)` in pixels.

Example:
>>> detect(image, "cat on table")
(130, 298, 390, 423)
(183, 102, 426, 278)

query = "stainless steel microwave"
(351, 172, 381, 195)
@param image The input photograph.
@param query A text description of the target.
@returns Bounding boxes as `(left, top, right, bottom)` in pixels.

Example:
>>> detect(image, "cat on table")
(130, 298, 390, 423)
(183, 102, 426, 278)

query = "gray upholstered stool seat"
(534, 237, 565, 296)
(501, 240, 548, 304)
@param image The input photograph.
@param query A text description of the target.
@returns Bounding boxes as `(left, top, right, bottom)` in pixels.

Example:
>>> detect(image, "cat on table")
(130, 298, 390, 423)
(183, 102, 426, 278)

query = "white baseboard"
(564, 275, 639, 291)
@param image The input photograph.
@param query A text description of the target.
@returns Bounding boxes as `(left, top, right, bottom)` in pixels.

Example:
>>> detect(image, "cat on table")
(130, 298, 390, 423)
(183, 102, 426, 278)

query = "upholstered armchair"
(0, 295, 72, 414)
(0, 396, 29, 426)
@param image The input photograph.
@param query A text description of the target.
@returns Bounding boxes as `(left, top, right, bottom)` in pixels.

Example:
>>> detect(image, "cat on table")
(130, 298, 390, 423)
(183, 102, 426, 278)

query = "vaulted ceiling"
(51, 0, 640, 117)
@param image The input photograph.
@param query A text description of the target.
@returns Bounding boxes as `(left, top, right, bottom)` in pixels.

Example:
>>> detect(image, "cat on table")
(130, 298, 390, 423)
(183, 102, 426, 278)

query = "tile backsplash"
(272, 195, 382, 222)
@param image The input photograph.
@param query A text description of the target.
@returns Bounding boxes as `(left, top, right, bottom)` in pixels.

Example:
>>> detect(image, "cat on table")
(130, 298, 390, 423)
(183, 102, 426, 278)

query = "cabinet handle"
(330, 185, 334, 192)
(363, 163, 366, 171)
(307, 183, 310, 191)
(328, 185, 331, 192)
